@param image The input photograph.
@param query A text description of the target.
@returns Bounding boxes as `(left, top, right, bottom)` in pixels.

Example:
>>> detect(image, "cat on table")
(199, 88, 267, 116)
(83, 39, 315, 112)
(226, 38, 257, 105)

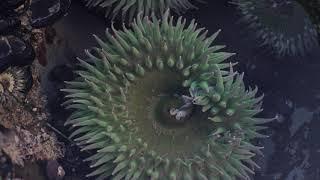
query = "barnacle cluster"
(232, 0, 318, 57)
(83, 0, 199, 20)
(63, 11, 271, 180)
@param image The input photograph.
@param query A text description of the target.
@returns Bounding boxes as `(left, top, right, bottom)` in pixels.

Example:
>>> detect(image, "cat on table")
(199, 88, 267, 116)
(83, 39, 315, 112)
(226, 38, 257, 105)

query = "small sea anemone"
(0, 67, 28, 105)
(63, 11, 271, 180)
(232, 0, 318, 57)
(83, 0, 200, 20)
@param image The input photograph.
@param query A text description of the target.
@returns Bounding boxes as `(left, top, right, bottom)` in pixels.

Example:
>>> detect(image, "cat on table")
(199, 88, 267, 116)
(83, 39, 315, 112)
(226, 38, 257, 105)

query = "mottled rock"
(0, 129, 24, 166)
(30, 0, 71, 28)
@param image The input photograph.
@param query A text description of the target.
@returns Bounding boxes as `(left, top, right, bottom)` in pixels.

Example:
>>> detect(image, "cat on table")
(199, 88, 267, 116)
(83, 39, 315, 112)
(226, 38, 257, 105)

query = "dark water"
(43, 1, 320, 179)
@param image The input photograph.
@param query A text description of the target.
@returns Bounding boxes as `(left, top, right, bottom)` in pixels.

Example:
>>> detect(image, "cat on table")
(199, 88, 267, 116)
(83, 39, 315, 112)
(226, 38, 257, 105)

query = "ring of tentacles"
(82, 0, 199, 20)
(297, 0, 320, 42)
(232, 0, 318, 57)
(63, 11, 271, 180)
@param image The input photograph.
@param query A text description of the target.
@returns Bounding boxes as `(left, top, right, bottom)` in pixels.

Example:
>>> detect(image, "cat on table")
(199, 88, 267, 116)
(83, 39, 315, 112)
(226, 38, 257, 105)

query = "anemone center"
(0, 73, 14, 92)
(126, 70, 211, 157)
(155, 93, 195, 127)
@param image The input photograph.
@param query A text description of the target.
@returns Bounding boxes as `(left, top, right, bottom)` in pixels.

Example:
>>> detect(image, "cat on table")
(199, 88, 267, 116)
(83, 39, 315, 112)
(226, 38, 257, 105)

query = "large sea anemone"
(83, 0, 200, 20)
(232, 0, 318, 58)
(63, 11, 272, 180)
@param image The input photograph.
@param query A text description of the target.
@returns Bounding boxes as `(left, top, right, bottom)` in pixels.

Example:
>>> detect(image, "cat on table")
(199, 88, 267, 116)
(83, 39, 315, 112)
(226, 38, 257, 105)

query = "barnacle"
(83, 0, 200, 20)
(0, 67, 27, 105)
(63, 11, 271, 180)
(232, 0, 318, 57)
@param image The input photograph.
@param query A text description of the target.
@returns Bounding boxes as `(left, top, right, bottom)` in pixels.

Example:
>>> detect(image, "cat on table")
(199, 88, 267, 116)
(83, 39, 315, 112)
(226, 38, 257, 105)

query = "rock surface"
(30, 0, 71, 28)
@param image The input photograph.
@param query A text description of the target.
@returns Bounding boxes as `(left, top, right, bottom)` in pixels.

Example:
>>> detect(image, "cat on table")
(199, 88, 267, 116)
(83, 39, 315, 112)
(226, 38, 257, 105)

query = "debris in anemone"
(232, 0, 319, 58)
(169, 94, 194, 122)
(63, 10, 272, 180)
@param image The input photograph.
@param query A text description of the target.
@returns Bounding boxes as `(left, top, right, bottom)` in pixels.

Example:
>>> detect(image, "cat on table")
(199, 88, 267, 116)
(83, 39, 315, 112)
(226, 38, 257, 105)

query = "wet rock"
(263, 92, 294, 118)
(47, 64, 74, 111)
(0, 150, 13, 178)
(30, 0, 71, 28)
(45, 26, 57, 45)
(15, 161, 47, 180)
(48, 64, 74, 82)
(0, 16, 21, 34)
(289, 107, 314, 137)
(46, 160, 65, 180)
(0, 0, 26, 12)
(24, 66, 33, 93)
(0, 35, 35, 73)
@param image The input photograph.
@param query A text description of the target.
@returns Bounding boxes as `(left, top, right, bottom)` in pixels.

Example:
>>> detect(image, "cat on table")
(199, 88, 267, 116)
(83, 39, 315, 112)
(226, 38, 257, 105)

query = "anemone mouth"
(63, 11, 270, 180)
(128, 70, 188, 128)
(125, 69, 213, 158)
(234, 0, 318, 57)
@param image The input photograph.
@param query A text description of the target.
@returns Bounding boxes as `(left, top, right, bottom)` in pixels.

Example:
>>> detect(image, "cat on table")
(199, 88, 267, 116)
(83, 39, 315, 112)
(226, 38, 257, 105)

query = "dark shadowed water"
(43, 1, 320, 179)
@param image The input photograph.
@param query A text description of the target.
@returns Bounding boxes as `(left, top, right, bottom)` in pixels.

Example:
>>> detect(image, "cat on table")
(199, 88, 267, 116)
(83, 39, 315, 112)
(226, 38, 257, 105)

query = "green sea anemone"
(83, 0, 200, 20)
(232, 0, 318, 57)
(63, 11, 271, 180)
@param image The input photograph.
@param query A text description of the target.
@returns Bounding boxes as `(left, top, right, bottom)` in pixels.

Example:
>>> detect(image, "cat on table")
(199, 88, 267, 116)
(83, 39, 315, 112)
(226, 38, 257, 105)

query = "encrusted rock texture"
(0, 28, 63, 167)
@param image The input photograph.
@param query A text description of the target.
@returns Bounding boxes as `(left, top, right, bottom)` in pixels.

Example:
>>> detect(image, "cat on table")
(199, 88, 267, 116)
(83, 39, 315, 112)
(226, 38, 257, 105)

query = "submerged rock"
(46, 160, 65, 180)
(48, 64, 74, 82)
(30, 0, 71, 28)
(0, 150, 13, 179)
(0, 0, 26, 12)
(289, 107, 314, 137)
(0, 36, 35, 73)
(0, 16, 21, 34)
